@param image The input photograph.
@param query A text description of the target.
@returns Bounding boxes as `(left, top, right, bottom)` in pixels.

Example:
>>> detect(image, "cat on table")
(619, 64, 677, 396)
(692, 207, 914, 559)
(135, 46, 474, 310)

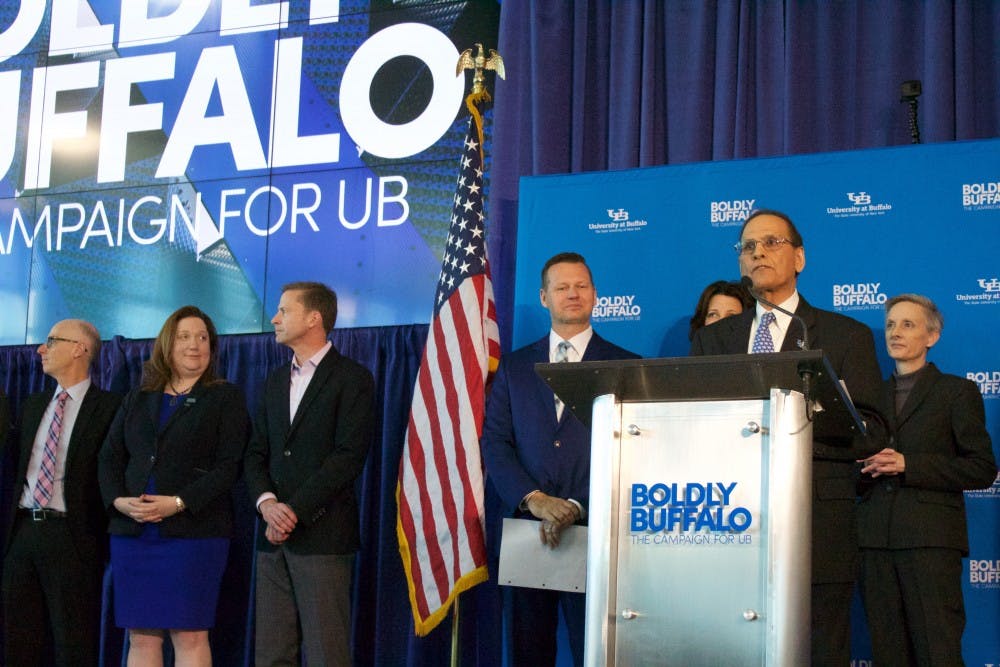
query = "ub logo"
(607, 208, 629, 222)
(978, 278, 1000, 293)
(846, 192, 872, 205)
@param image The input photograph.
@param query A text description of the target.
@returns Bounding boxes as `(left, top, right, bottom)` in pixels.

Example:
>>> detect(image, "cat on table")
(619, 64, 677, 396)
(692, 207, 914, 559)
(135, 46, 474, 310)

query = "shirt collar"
(292, 341, 332, 373)
(549, 326, 593, 359)
(755, 290, 799, 332)
(57, 377, 91, 402)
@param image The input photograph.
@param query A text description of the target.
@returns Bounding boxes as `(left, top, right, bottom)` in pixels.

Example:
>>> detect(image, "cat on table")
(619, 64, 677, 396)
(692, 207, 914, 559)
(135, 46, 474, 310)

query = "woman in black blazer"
(99, 305, 249, 667)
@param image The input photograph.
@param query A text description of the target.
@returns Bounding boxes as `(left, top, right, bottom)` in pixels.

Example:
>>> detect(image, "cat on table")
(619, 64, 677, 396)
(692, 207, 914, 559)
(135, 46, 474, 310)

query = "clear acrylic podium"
(538, 352, 866, 666)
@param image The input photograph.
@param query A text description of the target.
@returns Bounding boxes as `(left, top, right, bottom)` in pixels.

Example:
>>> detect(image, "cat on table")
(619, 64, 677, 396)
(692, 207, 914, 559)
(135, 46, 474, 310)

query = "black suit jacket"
(244, 346, 375, 554)
(691, 295, 887, 582)
(5, 385, 121, 563)
(99, 381, 249, 538)
(857, 363, 997, 553)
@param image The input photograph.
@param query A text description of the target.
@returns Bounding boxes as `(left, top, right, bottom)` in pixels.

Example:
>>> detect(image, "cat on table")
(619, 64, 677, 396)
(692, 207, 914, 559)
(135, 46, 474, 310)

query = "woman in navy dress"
(99, 305, 249, 666)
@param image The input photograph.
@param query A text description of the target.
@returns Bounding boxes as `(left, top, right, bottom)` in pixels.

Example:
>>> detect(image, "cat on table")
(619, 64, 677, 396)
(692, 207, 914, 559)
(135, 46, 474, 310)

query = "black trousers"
(860, 547, 966, 667)
(2, 513, 103, 667)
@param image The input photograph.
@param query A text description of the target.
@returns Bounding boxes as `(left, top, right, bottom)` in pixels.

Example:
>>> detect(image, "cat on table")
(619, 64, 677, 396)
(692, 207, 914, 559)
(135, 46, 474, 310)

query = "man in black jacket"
(244, 282, 375, 666)
(858, 294, 996, 665)
(691, 210, 886, 666)
(2, 319, 121, 666)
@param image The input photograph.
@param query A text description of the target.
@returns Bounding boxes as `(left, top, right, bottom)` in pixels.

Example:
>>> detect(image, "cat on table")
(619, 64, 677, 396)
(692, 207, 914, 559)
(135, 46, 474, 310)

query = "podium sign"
(538, 353, 863, 665)
(586, 391, 811, 665)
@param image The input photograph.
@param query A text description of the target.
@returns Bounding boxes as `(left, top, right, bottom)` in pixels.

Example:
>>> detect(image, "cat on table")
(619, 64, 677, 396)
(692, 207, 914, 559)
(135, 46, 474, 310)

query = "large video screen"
(0, 0, 499, 344)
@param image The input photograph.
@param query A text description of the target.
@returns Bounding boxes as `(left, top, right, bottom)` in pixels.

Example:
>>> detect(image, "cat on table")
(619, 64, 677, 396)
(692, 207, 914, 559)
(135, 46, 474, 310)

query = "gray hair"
(885, 294, 943, 334)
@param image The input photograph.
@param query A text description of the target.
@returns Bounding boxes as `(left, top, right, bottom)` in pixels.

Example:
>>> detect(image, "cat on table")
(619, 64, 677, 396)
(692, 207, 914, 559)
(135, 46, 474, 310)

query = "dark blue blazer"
(481, 332, 640, 517)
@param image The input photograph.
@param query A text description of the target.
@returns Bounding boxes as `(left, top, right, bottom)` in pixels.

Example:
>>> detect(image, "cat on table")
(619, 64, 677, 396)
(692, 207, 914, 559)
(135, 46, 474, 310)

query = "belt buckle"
(30, 508, 47, 521)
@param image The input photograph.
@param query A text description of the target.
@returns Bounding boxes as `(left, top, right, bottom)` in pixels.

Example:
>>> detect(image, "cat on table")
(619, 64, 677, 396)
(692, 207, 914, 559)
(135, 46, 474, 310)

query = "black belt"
(18, 507, 67, 521)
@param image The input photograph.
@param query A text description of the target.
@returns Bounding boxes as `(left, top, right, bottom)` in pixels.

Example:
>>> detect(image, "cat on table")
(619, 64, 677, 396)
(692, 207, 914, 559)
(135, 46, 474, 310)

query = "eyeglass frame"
(45, 336, 87, 352)
(734, 236, 797, 256)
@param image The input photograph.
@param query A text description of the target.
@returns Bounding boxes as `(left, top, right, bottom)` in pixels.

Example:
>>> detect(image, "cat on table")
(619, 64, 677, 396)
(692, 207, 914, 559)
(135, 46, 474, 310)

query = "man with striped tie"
(482, 252, 640, 667)
(690, 210, 887, 667)
(2, 319, 121, 666)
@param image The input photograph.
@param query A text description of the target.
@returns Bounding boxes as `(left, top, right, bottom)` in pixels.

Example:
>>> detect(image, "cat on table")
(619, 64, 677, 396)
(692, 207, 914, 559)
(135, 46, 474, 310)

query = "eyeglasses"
(734, 236, 795, 255)
(45, 336, 81, 347)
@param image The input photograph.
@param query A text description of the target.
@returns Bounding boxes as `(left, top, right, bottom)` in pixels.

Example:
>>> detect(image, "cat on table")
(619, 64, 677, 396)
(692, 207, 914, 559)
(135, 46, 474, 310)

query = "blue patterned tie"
(752, 312, 777, 354)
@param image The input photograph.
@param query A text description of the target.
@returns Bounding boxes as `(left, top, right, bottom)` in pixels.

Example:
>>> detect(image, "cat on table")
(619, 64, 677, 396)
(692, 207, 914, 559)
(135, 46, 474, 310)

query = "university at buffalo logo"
(826, 191, 892, 218)
(588, 207, 648, 234)
(955, 278, 1000, 306)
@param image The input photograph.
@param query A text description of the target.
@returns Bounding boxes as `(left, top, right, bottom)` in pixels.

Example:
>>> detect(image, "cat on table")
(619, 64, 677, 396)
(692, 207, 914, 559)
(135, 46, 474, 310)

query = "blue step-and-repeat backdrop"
(514, 138, 1000, 664)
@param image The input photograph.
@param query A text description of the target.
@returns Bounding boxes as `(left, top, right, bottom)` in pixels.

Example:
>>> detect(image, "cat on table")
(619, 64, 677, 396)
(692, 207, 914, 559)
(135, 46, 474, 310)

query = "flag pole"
(450, 595, 461, 667)
(446, 44, 504, 667)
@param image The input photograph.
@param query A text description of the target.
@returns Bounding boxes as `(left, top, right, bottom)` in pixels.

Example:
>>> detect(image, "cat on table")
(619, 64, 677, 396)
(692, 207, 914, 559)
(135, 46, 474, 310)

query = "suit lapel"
(17, 394, 47, 485)
(530, 337, 561, 428)
(780, 297, 815, 352)
(288, 349, 338, 438)
(894, 363, 940, 431)
(159, 383, 207, 438)
(62, 386, 99, 477)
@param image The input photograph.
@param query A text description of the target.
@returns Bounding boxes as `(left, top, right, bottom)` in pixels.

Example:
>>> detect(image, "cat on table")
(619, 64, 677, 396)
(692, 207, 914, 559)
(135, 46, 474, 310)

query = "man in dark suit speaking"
(858, 294, 996, 665)
(690, 210, 886, 666)
(244, 282, 375, 666)
(482, 252, 640, 667)
(2, 319, 121, 666)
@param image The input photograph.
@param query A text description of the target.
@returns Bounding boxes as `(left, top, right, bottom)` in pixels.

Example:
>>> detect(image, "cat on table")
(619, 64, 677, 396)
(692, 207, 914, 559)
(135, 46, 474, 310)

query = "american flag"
(397, 114, 501, 636)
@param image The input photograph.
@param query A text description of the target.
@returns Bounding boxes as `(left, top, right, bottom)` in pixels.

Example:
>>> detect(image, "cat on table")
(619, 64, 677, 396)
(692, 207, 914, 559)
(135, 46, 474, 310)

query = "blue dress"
(110, 394, 229, 629)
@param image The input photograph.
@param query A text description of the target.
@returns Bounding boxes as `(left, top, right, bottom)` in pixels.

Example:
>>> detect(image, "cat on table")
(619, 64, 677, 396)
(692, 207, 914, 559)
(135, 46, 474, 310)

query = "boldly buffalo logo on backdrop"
(967, 370, 1000, 399)
(628, 482, 754, 546)
(969, 559, 1000, 589)
(831, 281, 888, 311)
(962, 181, 1000, 210)
(825, 191, 893, 219)
(708, 198, 756, 227)
(0, 1, 500, 343)
(591, 294, 641, 322)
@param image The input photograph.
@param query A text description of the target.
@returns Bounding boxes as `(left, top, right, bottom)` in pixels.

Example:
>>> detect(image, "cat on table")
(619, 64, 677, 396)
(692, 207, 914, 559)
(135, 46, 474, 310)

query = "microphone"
(740, 276, 815, 420)
(739, 276, 809, 351)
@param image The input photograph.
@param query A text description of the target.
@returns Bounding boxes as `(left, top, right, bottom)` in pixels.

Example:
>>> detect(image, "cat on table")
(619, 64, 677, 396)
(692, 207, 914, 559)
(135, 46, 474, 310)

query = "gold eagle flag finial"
(456, 43, 505, 101)
(456, 44, 505, 155)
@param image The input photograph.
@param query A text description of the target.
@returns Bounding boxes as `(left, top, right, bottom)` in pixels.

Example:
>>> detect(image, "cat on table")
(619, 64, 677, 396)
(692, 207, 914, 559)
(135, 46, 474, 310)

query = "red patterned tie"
(33, 391, 68, 508)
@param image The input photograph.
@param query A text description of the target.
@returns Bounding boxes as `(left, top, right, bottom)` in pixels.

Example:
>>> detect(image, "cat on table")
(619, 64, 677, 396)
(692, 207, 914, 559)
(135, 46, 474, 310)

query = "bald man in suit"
(2, 320, 121, 666)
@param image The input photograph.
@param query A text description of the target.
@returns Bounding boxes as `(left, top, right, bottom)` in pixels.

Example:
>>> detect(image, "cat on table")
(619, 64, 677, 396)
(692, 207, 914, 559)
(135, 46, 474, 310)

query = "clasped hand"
(525, 492, 580, 547)
(113, 494, 179, 523)
(859, 448, 906, 477)
(260, 499, 298, 545)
